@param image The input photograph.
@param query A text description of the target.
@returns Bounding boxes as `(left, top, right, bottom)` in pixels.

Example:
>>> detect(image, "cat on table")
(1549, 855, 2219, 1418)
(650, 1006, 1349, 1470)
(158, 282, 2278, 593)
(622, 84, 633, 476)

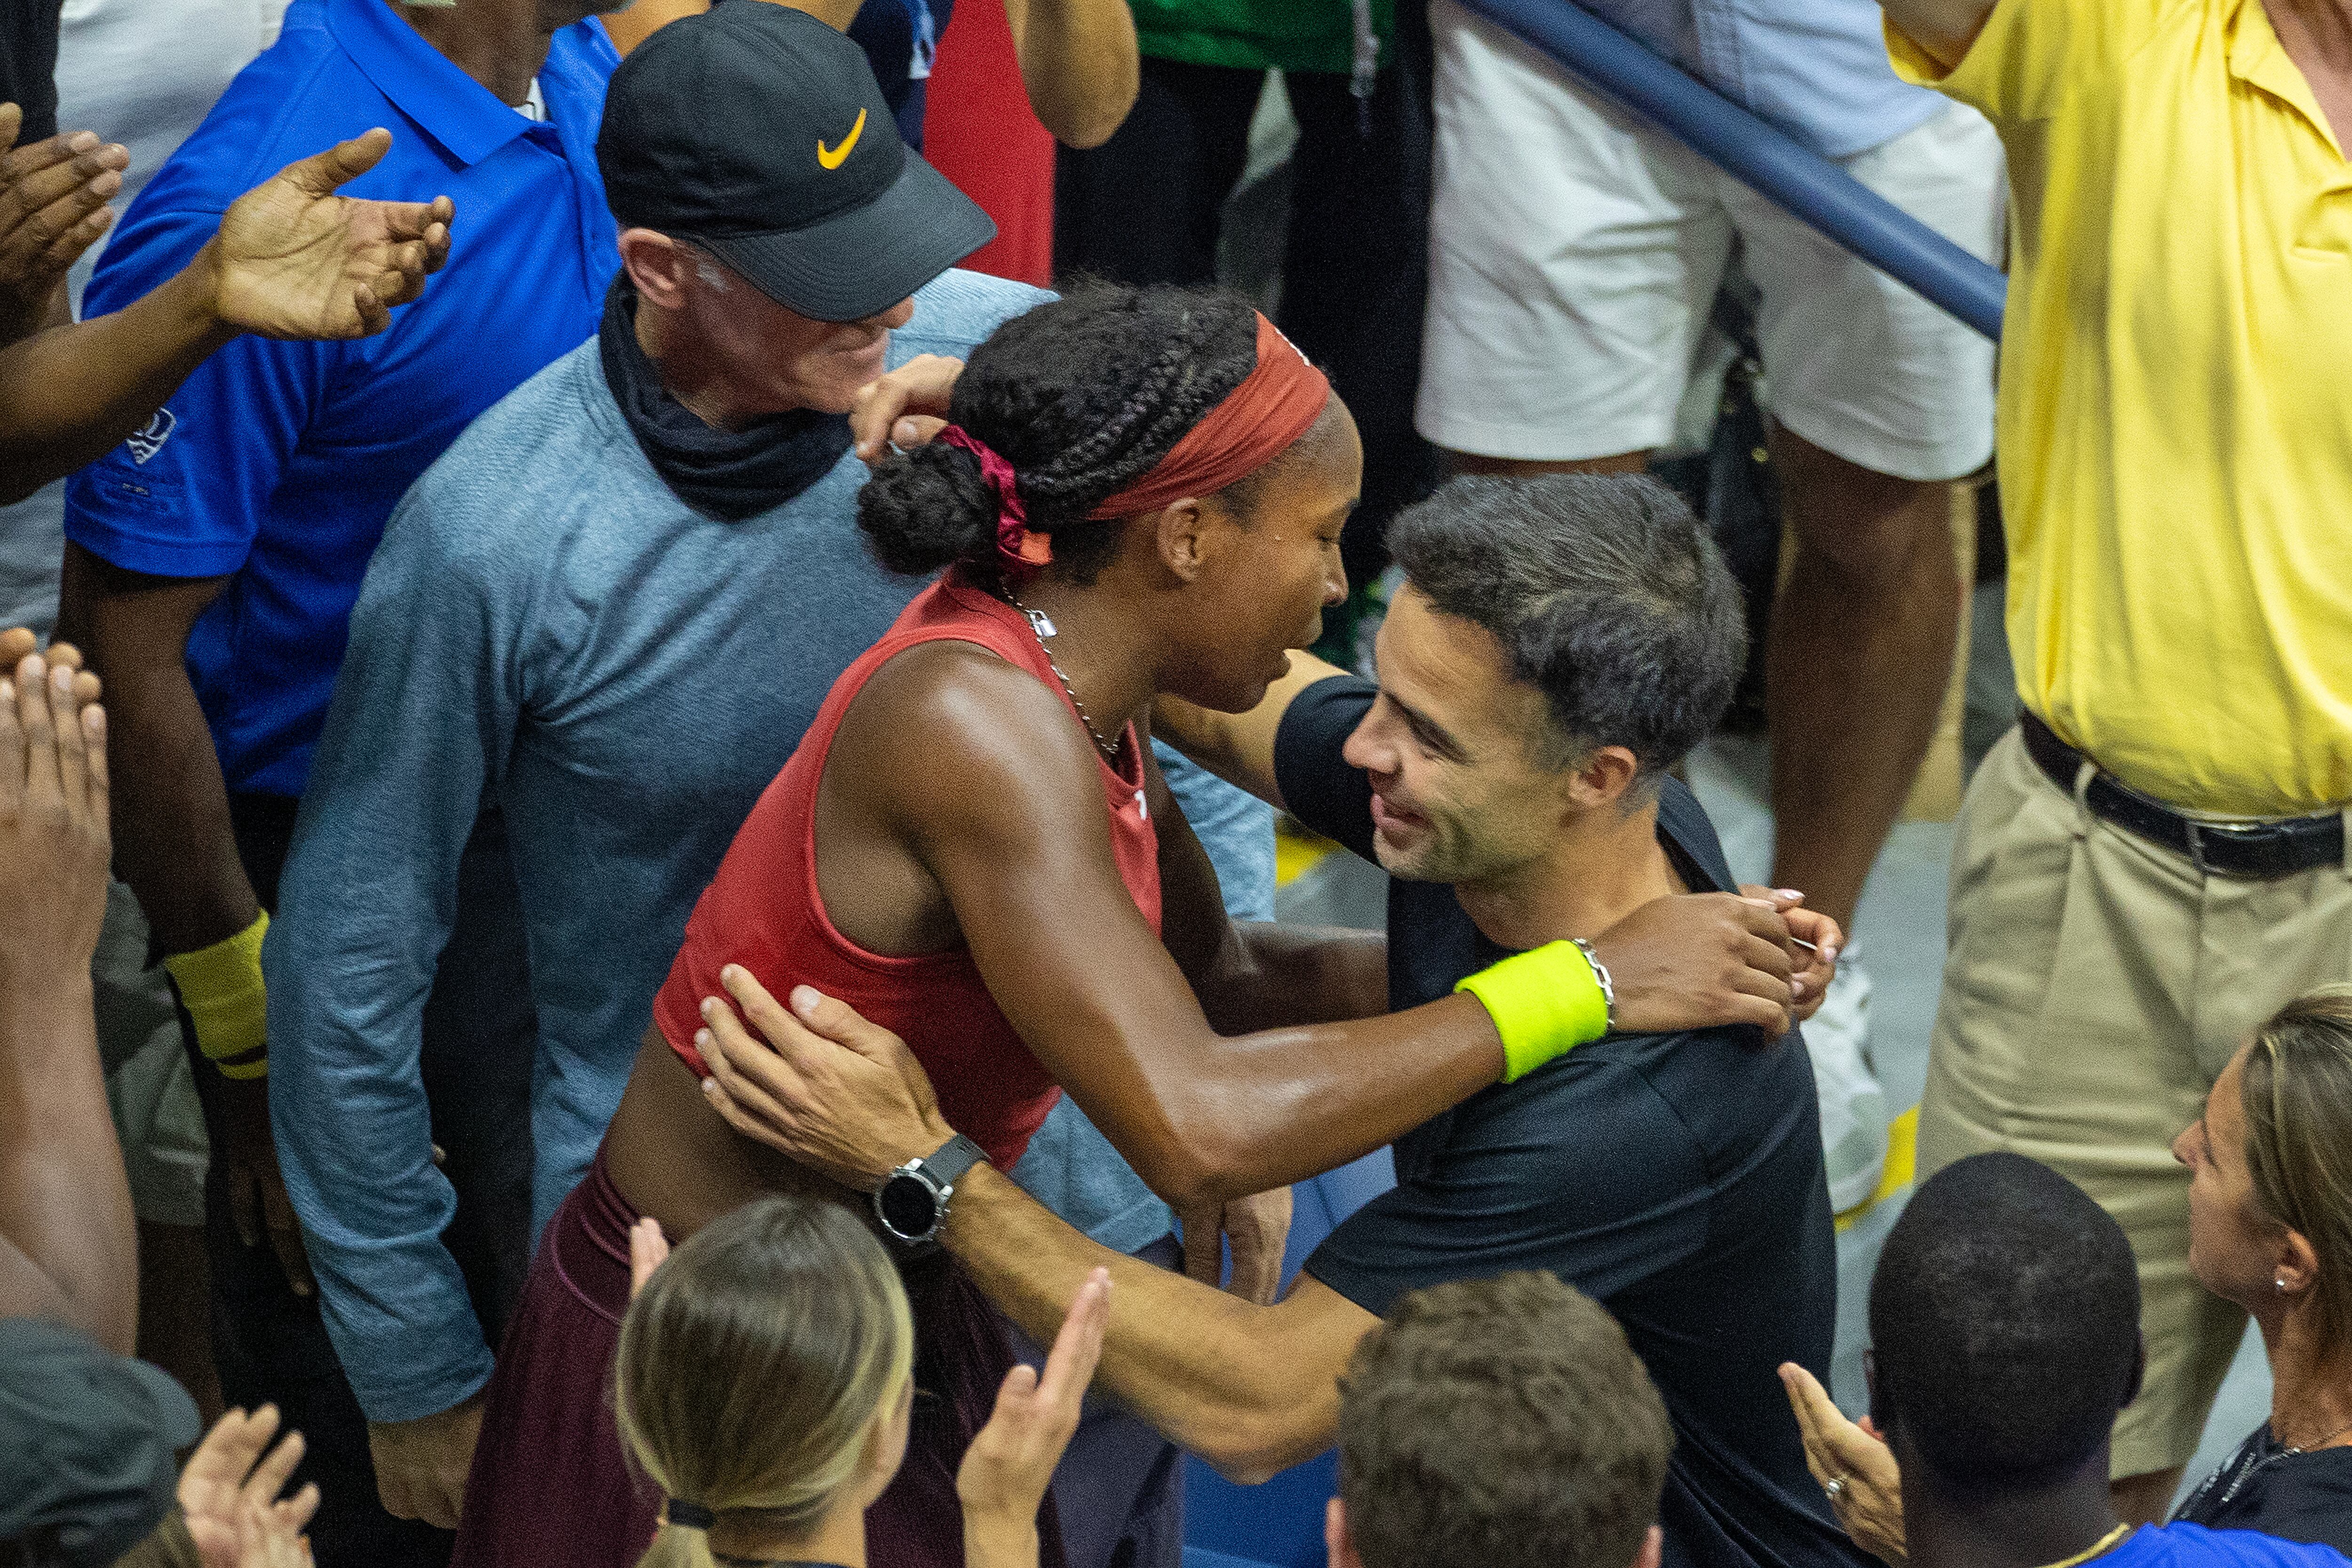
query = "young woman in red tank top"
(458, 286, 1806, 1568)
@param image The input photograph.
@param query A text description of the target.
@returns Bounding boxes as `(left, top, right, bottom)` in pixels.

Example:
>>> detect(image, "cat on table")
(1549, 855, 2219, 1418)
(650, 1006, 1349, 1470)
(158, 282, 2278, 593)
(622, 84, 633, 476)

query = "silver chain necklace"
(1002, 586, 1124, 764)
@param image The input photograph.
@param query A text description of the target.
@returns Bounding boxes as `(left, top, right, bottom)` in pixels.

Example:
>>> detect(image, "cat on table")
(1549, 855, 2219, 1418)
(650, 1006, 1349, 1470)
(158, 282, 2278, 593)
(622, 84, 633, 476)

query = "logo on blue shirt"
(125, 408, 176, 465)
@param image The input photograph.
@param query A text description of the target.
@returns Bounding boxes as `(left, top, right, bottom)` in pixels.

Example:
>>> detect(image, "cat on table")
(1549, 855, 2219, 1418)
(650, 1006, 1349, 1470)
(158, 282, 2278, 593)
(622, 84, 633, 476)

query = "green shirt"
(1131, 0, 1395, 75)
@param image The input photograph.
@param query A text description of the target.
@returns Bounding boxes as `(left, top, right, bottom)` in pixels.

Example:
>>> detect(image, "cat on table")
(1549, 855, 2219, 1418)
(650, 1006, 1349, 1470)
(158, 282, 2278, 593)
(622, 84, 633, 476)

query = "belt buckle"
(2183, 820, 2287, 878)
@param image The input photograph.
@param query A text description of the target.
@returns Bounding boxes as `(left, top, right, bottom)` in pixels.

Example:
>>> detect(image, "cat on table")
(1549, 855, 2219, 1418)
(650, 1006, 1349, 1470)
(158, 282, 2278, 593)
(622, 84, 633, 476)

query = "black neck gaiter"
(597, 279, 856, 521)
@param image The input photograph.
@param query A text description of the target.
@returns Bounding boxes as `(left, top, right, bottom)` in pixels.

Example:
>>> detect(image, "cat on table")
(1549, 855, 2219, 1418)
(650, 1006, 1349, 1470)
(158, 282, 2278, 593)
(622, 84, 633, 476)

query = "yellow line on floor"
(1275, 821, 1338, 888)
(1836, 1106, 1920, 1232)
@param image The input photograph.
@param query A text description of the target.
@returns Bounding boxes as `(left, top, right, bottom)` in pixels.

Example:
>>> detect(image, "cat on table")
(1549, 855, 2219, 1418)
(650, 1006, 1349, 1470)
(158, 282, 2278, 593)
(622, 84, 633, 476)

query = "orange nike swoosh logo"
(818, 108, 866, 170)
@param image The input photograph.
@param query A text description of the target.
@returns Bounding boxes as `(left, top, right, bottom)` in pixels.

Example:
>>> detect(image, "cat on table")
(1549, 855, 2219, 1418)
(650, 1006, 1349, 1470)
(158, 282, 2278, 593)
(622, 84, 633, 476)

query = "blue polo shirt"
(63, 0, 619, 798)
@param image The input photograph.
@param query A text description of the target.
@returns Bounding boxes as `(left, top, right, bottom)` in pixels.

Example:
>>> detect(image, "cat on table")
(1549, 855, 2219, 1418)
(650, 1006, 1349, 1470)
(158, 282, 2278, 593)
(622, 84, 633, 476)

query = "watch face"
(877, 1171, 938, 1240)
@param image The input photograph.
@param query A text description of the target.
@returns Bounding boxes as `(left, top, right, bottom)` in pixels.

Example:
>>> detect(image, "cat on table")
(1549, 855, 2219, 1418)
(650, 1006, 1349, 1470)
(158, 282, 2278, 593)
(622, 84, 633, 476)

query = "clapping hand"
(178, 1405, 319, 1568)
(0, 104, 128, 343)
(1779, 1362, 1905, 1564)
(0, 629, 109, 987)
(207, 128, 453, 341)
(958, 1267, 1111, 1568)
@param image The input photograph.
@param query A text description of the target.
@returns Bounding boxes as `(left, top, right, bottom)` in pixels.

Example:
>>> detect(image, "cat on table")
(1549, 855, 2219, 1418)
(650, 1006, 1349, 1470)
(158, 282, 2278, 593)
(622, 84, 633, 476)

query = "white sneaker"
(1802, 949, 1888, 1214)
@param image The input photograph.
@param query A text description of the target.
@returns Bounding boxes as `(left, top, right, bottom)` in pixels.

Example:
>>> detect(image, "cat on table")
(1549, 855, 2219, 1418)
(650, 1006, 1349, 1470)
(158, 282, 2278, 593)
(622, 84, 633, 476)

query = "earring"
(2277, 1278, 2289, 1293)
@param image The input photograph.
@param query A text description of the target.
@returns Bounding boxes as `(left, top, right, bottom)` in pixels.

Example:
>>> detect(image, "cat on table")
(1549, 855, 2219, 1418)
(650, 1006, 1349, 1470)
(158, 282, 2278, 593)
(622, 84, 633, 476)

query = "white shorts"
(1416, 0, 2004, 481)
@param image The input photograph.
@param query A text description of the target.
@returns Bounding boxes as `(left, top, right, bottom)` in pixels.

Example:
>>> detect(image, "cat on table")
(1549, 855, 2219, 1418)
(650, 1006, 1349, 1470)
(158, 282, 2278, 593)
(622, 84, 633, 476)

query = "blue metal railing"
(1453, 0, 2007, 342)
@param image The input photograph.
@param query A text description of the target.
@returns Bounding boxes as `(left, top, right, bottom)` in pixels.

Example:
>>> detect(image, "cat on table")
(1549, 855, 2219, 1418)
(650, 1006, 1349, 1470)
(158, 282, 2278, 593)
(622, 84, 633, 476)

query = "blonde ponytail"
(617, 1196, 915, 1565)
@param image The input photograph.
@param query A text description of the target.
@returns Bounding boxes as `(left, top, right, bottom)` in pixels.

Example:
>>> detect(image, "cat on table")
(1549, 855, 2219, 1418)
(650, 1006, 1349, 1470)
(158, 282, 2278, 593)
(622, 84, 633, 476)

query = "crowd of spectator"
(2, 0, 2348, 1565)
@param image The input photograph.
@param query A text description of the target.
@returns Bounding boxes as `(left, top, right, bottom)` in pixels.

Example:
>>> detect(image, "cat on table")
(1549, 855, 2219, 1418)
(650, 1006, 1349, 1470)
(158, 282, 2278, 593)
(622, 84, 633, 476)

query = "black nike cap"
(596, 2, 997, 323)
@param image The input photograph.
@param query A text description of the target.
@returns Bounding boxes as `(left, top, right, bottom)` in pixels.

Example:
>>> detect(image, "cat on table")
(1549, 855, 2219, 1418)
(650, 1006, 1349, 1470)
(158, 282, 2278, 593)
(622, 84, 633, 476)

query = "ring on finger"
(1824, 1475, 1846, 1498)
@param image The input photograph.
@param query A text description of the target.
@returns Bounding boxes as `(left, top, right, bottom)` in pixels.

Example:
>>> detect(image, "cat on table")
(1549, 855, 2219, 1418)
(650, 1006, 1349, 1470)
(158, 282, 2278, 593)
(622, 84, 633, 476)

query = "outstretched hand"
(209, 128, 453, 340)
(1778, 1362, 1905, 1564)
(694, 964, 951, 1190)
(178, 1405, 319, 1568)
(958, 1267, 1111, 1568)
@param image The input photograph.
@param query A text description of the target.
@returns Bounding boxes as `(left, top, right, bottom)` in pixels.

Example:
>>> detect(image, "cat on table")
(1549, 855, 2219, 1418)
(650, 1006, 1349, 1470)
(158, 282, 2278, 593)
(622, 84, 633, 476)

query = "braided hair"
(859, 284, 1264, 583)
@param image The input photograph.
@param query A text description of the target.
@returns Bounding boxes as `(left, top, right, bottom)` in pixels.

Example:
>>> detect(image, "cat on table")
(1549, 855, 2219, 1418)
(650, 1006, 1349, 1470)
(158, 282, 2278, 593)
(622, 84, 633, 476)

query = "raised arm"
(1876, 0, 1998, 71)
(1004, 0, 1141, 149)
(0, 128, 451, 504)
(0, 634, 134, 1352)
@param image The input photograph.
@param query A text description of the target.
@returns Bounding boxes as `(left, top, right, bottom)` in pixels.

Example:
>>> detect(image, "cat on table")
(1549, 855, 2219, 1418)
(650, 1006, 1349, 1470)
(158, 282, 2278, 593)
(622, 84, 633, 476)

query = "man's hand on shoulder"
(369, 1392, 485, 1531)
(207, 128, 453, 342)
(1589, 891, 1803, 1037)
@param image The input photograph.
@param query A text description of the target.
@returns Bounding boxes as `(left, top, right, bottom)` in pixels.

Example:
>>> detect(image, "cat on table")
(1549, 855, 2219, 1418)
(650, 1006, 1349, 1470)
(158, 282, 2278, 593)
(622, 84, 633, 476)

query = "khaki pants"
(1922, 726, 2352, 1477)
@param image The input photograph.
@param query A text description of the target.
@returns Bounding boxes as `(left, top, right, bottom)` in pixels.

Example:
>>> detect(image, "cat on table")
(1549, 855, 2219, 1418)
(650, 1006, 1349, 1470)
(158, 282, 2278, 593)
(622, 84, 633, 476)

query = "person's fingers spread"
(698, 1012, 806, 1115)
(281, 1480, 321, 1532)
(0, 627, 33, 664)
(245, 1427, 306, 1505)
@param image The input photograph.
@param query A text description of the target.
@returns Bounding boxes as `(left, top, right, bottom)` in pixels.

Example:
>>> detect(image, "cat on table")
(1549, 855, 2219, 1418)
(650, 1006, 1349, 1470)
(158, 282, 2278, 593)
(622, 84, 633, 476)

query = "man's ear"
(1632, 1523, 1663, 1568)
(2122, 1330, 2146, 1409)
(1326, 1496, 1362, 1568)
(618, 227, 689, 311)
(1565, 743, 1642, 813)
(1152, 497, 1211, 583)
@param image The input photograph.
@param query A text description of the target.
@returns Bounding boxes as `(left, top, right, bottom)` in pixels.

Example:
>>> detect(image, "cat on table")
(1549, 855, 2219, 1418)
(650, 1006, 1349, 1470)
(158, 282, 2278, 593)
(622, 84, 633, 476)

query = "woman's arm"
(835, 646, 1795, 1211)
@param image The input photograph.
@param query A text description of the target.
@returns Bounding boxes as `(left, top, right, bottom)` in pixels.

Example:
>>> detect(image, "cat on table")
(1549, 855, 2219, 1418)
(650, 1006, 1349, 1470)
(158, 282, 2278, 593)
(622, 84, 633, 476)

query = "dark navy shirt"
(0, 0, 60, 144)
(62, 0, 619, 797)
(1273, 675, 1865, 1568)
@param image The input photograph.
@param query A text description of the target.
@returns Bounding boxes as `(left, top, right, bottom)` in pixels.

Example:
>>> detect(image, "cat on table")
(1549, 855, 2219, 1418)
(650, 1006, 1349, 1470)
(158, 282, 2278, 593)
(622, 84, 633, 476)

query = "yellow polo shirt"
(1891, 0, 2352, 815)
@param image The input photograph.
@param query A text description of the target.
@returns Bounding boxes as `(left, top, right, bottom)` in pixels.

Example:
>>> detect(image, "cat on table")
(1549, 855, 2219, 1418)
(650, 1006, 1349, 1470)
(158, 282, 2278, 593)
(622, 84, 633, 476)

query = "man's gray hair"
(1387, 473, 1746, 777)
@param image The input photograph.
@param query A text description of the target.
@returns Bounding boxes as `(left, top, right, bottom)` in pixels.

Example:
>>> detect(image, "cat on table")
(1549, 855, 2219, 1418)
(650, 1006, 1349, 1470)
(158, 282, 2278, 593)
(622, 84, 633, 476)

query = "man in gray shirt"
(265, 11, 1238, 1563)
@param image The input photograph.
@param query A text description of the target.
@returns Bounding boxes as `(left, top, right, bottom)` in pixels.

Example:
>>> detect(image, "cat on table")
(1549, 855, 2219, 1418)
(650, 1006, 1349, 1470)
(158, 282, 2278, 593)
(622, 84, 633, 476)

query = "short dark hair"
(1868, 1153, 2141, 1488)
(1338, 1273, 1671, 1568)
(1386, 474, 1746, 776)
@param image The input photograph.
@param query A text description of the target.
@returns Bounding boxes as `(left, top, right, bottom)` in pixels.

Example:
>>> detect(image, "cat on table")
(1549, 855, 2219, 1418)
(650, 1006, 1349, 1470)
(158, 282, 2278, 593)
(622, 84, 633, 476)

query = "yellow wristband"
(164, 911, 270, 1069)
(1455, 939, 1609, 1083)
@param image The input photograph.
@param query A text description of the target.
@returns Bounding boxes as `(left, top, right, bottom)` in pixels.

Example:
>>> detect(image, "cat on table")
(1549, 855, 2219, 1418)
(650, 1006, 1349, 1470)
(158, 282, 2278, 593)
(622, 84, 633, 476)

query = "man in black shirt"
(691, 473, 1862, 1568)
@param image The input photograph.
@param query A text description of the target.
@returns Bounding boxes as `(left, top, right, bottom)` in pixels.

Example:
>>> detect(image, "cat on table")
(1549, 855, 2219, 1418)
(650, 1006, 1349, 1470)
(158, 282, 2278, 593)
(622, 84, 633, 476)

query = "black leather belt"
(2020, 711, 2344, 879)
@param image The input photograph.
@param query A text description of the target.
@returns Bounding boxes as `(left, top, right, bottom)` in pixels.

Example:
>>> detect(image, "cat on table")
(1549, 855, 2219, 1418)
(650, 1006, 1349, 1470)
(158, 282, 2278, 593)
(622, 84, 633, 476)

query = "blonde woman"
(1783, 987, 2352, 1561)
(617, 1196, 1109, 1568)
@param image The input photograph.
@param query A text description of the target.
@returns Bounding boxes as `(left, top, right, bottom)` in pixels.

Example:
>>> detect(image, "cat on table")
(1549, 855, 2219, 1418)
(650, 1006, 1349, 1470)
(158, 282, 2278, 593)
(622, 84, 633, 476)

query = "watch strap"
(919, 1132, 990, 1198)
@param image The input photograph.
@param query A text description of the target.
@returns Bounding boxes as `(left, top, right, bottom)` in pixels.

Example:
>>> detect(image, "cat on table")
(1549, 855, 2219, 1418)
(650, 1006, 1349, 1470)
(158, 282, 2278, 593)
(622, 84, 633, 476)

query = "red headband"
(1087, 312, 1332, 520)
(933, 312, 1332, 577)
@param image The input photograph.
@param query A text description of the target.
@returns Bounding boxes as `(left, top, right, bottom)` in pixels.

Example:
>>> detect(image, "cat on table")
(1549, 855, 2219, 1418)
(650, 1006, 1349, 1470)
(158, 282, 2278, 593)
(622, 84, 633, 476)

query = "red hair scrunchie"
(936, 425, 1052, 573)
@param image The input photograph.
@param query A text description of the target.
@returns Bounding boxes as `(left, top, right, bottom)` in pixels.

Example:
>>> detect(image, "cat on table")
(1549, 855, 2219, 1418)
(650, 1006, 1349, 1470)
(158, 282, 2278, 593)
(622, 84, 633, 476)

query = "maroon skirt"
(451, 1145, 1063, 1568)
